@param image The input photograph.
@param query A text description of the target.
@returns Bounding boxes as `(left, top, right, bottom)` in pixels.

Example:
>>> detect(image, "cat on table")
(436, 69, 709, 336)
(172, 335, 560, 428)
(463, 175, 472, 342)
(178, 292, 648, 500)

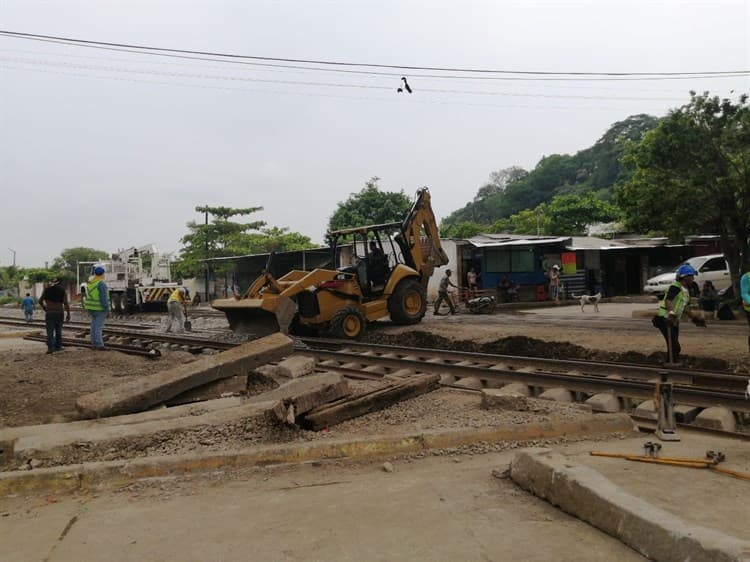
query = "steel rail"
(296, 338, 749, 390)
(297, 347, 750, 413)
(23, 334, 161, 358)
(0, 317, 154, 331)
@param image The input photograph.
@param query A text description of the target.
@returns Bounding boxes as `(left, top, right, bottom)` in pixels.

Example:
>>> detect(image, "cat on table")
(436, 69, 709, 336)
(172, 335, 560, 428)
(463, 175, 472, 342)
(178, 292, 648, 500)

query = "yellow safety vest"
(84, 278, 105, 311)
(168, 288, 185, 303)
(657, 281, 688, 321)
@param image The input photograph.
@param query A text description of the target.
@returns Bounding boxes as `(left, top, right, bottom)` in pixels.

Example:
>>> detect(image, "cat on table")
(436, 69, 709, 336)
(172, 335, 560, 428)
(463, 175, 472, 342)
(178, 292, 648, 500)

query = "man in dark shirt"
(38, 279, 71, 354)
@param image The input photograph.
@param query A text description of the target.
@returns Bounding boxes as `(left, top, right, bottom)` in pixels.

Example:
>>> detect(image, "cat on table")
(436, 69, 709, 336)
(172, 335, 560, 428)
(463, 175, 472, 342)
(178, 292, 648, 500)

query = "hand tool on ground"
(183, 310, 192, 332)
(643, 441, 662, 457)
(590, 451, 750, 481)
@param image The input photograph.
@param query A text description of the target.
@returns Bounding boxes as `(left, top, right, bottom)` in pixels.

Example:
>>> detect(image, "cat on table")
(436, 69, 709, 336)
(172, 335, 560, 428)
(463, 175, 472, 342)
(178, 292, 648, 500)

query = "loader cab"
(329, 223, 402, 300)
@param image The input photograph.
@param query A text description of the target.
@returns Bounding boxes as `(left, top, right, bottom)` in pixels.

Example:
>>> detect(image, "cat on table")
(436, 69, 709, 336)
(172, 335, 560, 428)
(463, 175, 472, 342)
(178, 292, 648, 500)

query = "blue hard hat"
(93, 265, 105, 275)
(676, 264, 698, 279)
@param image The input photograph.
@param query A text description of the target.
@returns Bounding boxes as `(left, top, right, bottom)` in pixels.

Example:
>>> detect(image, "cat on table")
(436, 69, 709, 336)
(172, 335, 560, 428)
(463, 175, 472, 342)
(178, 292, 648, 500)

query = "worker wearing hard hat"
(84, 265, 109, 350)
(165, 287, 189, 333)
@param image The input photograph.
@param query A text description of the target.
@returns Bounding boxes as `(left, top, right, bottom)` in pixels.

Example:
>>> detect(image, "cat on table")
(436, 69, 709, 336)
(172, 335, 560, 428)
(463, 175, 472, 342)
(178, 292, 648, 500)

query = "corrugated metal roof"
(467, 234, 570, 248)
(565, 236, 631, 250)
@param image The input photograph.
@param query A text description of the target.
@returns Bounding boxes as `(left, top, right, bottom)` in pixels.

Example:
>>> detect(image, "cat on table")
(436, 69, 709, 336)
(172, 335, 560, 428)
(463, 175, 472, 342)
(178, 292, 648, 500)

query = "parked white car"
(643, 254, 731, 296)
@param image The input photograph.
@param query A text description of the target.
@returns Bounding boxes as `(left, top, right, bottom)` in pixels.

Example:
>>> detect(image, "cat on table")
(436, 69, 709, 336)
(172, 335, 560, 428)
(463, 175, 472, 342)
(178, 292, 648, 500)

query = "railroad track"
(294, 338, 750, 422)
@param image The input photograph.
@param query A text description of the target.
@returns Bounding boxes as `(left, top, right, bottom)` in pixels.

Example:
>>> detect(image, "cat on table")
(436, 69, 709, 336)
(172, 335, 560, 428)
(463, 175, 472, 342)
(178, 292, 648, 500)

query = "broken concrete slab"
(481, 390, 531, 411)
(165, 375, 248, 406)
(263, 373, 351, 424)
(302, 374, 440, 431)
(510, 448, 750, 562)
(276, 355, 316, 378)
(76, 333, 294, 419)
(11, 400, 280, 466)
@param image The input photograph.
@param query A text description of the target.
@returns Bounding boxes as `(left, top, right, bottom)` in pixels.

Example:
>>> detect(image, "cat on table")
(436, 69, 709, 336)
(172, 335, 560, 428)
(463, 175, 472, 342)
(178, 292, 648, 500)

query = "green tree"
(545, 193, 618, 235)
(175, 205, 266, 278)
(473, 167, 528, 202)
(49, 246, 109, 279)
(617, 91, 750, 282)
(327, 177, 413, 233)
(440, 221, 486, 239)
(246, 227, 318, 254)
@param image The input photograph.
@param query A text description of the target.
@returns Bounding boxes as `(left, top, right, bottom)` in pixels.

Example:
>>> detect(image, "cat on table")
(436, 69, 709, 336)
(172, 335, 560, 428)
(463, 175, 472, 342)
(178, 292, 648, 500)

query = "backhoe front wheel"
(328, 306, 366, 339)
(388, 279, 426, 325)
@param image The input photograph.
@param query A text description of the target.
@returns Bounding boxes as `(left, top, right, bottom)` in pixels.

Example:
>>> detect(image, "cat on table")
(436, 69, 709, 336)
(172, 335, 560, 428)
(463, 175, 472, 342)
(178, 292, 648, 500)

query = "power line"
(1, 29, 748, 78)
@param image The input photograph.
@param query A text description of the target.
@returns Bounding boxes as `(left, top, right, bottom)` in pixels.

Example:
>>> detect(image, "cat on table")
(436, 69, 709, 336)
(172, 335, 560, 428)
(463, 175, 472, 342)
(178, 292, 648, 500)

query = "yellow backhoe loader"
(211, 187, 449, 339)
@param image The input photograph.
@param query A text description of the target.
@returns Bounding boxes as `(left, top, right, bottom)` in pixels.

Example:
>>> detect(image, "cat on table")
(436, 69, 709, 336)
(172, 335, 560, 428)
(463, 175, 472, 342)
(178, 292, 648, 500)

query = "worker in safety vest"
(165, 287, 189, 333)
(84, 265, 109, 350)
(741, 266, 750, 353)
(651, 264, 706, 364)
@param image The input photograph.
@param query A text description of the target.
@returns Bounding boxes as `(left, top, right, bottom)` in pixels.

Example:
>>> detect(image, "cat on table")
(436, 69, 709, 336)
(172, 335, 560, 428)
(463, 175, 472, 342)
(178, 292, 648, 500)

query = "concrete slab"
(633, 400, 657, 420)
(494, 383, 531, 397)
(453, 376, 484, 390)
(76, 333, 293, 418)
(539, 387, 575, 403)
(510, 448, 750, 562)
(585, 393, 621, 413)
(275, 355, 316, 378)
(694, 407, 737, 432)
(0, 414, 635, 496)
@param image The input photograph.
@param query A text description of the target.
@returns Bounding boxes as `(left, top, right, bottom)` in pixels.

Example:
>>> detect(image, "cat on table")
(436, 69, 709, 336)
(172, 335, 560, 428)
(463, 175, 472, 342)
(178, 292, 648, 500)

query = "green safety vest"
(84, 279, 105, 311)
(657, 281, 688, 321)
(742, 272, 750, 312)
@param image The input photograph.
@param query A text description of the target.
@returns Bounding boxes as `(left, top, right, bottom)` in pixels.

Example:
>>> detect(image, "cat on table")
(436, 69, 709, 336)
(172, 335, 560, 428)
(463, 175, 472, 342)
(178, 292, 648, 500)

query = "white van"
(643, 254, 730, 296)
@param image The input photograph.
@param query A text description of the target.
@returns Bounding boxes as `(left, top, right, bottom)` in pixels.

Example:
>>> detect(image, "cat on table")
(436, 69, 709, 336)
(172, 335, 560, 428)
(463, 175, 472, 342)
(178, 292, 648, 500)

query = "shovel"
(184, 309, 192, 332)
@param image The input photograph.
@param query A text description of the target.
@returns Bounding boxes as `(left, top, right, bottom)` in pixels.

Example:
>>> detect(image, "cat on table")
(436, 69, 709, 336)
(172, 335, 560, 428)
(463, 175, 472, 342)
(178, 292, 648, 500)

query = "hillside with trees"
(441, 113, 658, 236)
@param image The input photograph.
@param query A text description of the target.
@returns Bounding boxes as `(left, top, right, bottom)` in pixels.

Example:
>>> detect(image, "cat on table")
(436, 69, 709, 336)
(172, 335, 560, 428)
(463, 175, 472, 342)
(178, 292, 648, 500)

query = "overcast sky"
(1, 0, 748, 267)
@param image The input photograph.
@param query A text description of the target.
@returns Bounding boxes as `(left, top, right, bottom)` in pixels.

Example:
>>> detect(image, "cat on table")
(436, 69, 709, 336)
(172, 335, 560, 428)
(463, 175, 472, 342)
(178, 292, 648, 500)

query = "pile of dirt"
(364, 331, 735, 372)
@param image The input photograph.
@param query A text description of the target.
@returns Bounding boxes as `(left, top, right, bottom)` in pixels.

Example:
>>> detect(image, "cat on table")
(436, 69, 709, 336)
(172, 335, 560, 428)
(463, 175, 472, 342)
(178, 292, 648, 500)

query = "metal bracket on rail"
(655, 372, 680, 442)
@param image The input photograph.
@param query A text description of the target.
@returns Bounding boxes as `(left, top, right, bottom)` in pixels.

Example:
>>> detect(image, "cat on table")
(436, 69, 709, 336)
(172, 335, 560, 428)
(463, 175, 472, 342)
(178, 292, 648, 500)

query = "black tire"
(327, 306, 366, 339)
(388, 279, 426, 325)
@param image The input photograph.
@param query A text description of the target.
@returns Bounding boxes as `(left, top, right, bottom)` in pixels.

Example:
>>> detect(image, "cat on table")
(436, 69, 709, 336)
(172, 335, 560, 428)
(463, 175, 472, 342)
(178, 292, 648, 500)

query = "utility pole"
(8, 248, 16, 267)
(204, 207, 210, 302)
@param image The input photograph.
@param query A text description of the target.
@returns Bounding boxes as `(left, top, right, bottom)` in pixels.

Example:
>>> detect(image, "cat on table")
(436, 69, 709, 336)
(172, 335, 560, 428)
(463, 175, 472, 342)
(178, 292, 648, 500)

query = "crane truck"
(77, 244, 182, 313)
(212, 187, 449, 339)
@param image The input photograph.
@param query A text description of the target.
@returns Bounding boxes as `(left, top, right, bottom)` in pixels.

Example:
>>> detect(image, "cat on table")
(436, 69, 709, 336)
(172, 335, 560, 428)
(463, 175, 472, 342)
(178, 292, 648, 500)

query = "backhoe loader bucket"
(212, 296, 296, 337)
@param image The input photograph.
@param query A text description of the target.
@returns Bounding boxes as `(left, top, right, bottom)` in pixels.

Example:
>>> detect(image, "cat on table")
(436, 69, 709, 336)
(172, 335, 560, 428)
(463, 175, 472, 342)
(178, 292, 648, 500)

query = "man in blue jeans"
(84, 265, 109, 350)
(38, 280, 70, 353)
(21, 292, 35, 322)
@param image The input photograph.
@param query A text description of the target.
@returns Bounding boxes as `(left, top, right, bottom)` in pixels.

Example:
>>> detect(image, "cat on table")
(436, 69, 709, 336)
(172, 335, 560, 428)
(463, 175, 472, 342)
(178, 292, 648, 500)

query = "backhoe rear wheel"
(388, 279, 426, 325)
(327, 306, 366, 339)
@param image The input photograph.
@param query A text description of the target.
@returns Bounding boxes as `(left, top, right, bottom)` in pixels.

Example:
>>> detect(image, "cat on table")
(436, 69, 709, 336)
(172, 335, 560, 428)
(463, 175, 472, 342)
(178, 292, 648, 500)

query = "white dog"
(577, 292, 602, 312)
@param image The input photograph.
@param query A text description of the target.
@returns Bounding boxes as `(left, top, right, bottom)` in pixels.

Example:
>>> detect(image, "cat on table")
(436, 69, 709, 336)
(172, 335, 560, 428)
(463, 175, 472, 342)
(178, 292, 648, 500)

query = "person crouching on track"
(433, 269, 458, 315)
(166, 287, 189, 333)
(84, 266, 109, 351)
(651, 264, 706, 364)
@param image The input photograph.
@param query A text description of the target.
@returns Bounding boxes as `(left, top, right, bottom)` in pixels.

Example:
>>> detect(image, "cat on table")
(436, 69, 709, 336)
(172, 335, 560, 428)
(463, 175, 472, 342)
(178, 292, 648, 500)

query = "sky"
(1, 0, 749, 267)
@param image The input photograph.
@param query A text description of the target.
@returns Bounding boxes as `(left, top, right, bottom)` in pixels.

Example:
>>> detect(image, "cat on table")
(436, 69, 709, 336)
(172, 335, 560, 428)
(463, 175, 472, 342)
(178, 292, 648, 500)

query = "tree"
(440, 221, 485, 239)
(327, 177, 413, 233)
(175, 205, 266, 278)
(245, 227, 318, 254)
(617, 91, 750, 284)
(51, 247, 109, 276)
(545, 193, 618, 235)
(473, 167, 528, 202)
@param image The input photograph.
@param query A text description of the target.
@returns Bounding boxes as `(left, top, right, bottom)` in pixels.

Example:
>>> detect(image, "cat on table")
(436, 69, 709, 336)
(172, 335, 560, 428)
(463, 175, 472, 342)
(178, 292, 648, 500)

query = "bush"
(0, 296, 20, 306)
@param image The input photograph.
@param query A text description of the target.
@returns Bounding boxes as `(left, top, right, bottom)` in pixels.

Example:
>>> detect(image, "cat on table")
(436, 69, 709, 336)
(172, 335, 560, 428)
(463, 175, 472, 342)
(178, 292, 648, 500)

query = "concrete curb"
(0, 413, 634, 496)
(510, 448, 750, 562)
